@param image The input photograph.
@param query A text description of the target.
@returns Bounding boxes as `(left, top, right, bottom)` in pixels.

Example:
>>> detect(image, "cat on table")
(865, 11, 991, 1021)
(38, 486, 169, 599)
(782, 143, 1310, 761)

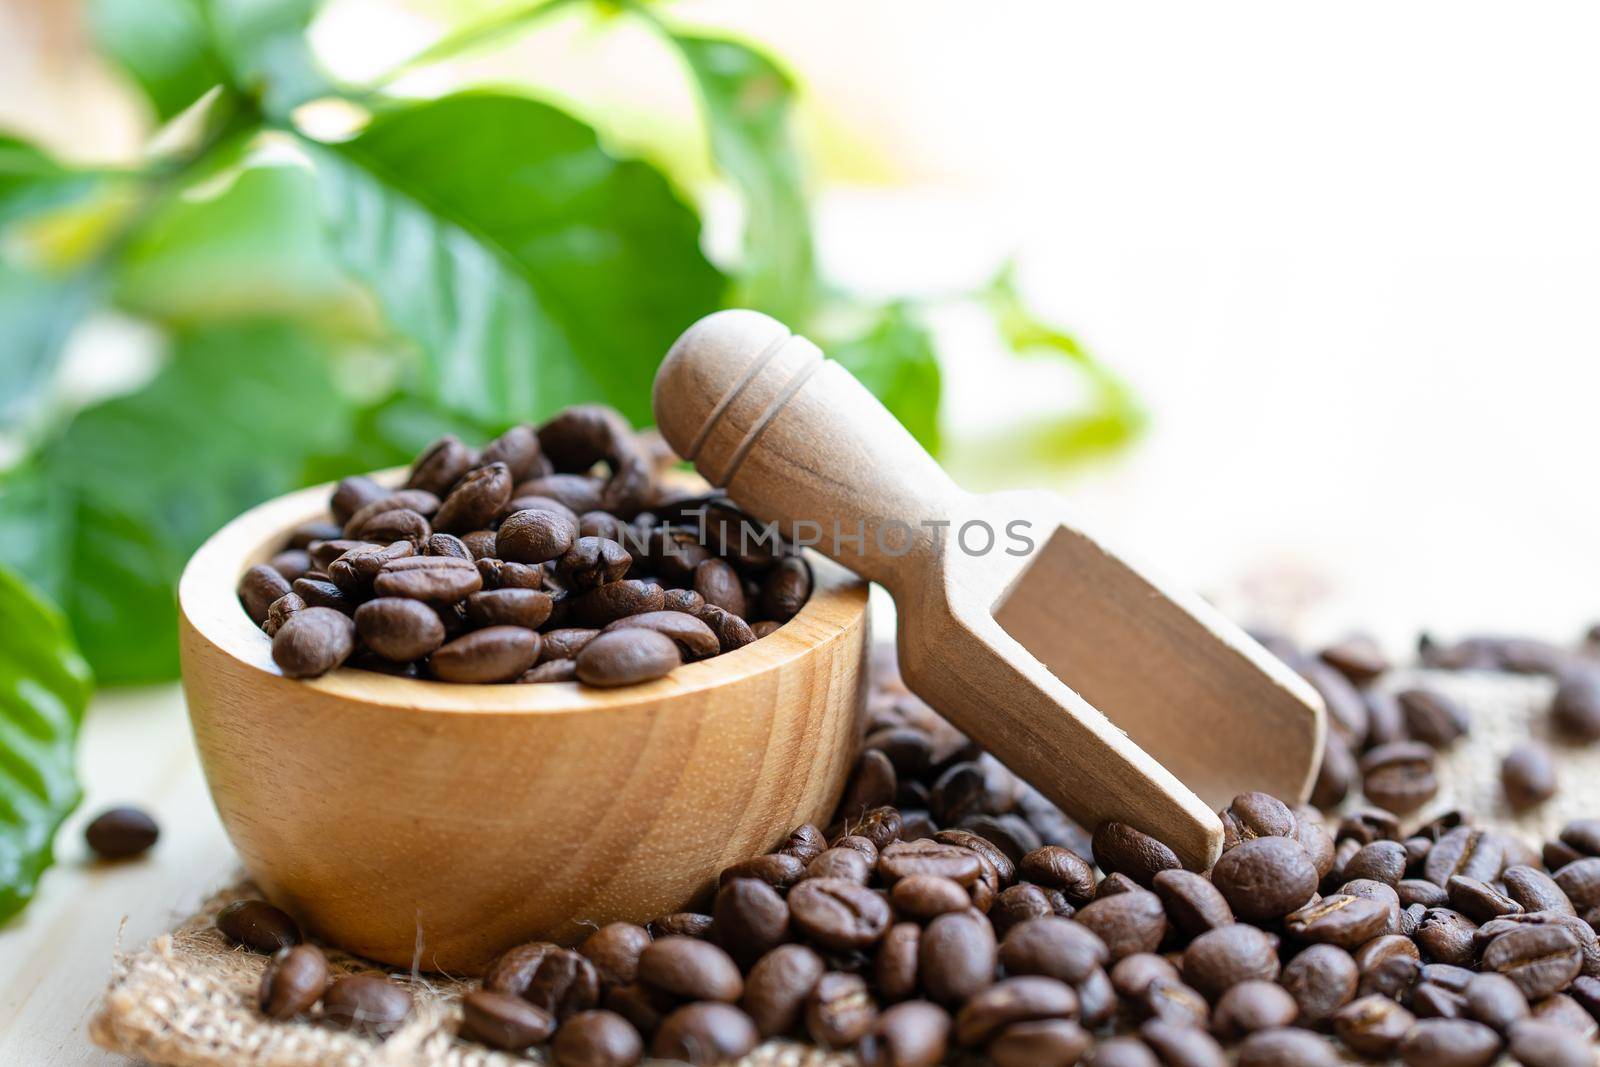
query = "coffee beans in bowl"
(234, 406, 810, 687)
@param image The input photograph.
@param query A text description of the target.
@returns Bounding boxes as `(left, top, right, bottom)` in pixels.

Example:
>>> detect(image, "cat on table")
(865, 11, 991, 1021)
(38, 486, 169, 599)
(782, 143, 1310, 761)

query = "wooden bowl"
(177, 476, 869, 973)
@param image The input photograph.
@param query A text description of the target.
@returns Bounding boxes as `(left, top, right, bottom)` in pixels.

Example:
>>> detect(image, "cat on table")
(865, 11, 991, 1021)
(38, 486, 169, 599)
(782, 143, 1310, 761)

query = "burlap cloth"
(88, 667, 1599, 1065)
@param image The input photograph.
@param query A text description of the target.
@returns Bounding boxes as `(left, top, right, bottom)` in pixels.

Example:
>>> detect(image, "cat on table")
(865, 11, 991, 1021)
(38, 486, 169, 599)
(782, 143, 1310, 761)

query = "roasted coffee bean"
(853, 808, 906, 853)
(521, 659, 578, 683)
(1554, 858, 1600, 910)
(462, 588, 553, 630)
(999, 916, 1107, 984)
(1401, 878, 1451, 908)
(496, 507, 579, 564)
(1483, 924, 1583, 999)
(835, 835, 882, 862)
(407, 435, 476, 496)
(257, 943, 328, 1020)
(568, 580, 667, 628)
(1552, 668, 1600, 740)
(1531, 993, 1599, 1039)
(460, 989, 557, 1050)
(424, 532, 473, 560)
(1464, 972, 1531, 1033)
(1448, 875, 1523, 924)
(1427, 827, 1505, 887)
(858, 1000, 951, 1067)
(1076, 967, 1117, 1028)
(1211, 837, 1317, 921)
(429, 625, 540, 683)
(551, 1009, 642, 1067)
(637, 937, 743, 1002)
(1312, 737, 1357, 809)
(1086, 1035, 1162, 1067)
(1503, 743, 1558, 810)
(740, 944, 824, 1036)
(330, 476, 388, 524)
(952, 975, 1077, 1046)
(352, 506, 430, 547)
(1338, 807, 1403, 845)
(1414, 982, 1467, 1018)
(354, 597, 446, 662)
(1135, 978, 1210, 1027)
(1417, 907, 1482, 967)
(559, 537, 632, 590)
(1399, 1017, 1502, 1067)
(891, 875, 974, 921)
(1138, 1020, 1226, 1067)
(328, 541, 414, 595)
(484, 941, 559, 996)
(789, 878, 891, 951)
(1318, 633, 1389, 682)
(648, 913, 713, 941)
(989, 883, 1058, 935)
(432, 463, 511, 534)
(1343, 840, 1408, 886)
(322, 974, 412, 1036)
(534, 627, 598, 662)
(1093, 822, 1181, 888)
(1360, 741, 1440, 814)
(757, 558, 810, 623)
(526, 949, 602, 1020)
(239, 564, 292, 625)
(1181, 923, 1279, 1000)
(806, 971, 878, 1048)
(877, 840, 983, 886)
(1220, 791, 1296, 850)
(574, 628, 681, 687)
(651, 1002, 758, 1064)
(1110, 953, 1178, 1000)
(1236, 1027, 1341, 1067)
(714, 878, 790, 966)
(749, 620, 782, 639)
(372, 555, 481, 603)
(1294, 812, 1337, 879)
(1397, 687, 1471, 746)
(777, 823, 827, 864)
(875, 922, 921, 1003)
(271, 606, 356, 678)
(1019, 846, 1097, 905)
(1560, 820, 1600, 857)
(84, 806, 160, 860)
(577, 924, 652, 990)
(692, 558, 746, 618)
(1507, 1019, 1593, 1067)
(837, 750, 898, 818)
(1280, 943, 1358, 1029)
(263, 592, 304, 637)
(1075, 888, 1167, 960)
(343, 491, 440, 539)
(919, 909, 997, 1005)
(675, 603, 748, 656)
(1212, 980, 1296, 1039)
(1356, 935, 1421, 999)
(1505, 867, 1574, 916)
(1333, 994, 1415, 1057)
(808, 847, 872, 885)
(721, 852, 806, 889)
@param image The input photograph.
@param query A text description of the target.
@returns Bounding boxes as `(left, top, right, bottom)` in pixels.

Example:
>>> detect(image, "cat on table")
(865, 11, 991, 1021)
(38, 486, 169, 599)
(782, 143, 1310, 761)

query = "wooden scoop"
(654, 310, 1324, 870)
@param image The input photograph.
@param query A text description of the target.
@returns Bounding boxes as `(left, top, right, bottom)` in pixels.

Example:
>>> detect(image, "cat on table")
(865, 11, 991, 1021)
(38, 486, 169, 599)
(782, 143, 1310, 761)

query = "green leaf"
(86, 0, 230, 122)
(0, 565, 91, 922)
(827, 302, 942, 455)
(24, 321, 356, 683)
(304, 92, 726, 429)
(207, 0, 332, 118)
(667, 31, 817, 324)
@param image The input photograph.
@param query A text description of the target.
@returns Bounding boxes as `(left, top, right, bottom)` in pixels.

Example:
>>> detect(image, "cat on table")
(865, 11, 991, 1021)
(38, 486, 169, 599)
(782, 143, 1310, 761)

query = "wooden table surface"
(0, 686, 235, 1065)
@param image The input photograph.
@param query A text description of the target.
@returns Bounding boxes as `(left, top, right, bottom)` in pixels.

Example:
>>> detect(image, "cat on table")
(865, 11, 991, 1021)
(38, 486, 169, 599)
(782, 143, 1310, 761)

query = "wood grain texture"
(177, 476, 869, 974)
(655, 310, 1326, 871)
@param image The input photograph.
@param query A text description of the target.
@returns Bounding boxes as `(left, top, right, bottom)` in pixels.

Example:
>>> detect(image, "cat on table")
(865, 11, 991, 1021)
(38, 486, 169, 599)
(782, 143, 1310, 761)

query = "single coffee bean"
(460, 989, 556, 1050)
(1400, 878, 1451, 908)
(1399, 1017, 1502, 1067)
(351, 506, 430, 547)
(432, 462, 511, 534)
(696, 603, 756, 653)
(1279, 943, 1358, 1029)
(1560, 819, 1600, 857)
(1110, 953, 1178, 1001)
(328, 540, 414, 595)
(1138, 1019, 1226, 1067)
(602, 611, 722, 662)
(1448, 875, 1523, 924)
(526, 949, 602, 1020)
(1398, 687, 1472, 746)
(579, 923, 653, 988)
(354, 597, 446, 662)
(805, 970, 878, 1048)
(1554, 857, 1600, 910)
(1425, 963, 1479, 992)
(424, 531, 473, 560)
(651, 1002, 758, 1064)
(952, 975, 1078, 1047)
(497, 507, 579, 564)
(330, 475, 388, 524)
(637, 936, 743, 1002)
(263, 592, 304, 637)
(858, 1000, 951, 1067)
(1312, 737, 1357, 809)
(1412, 982, 1466, 1018)
(891, 875, 973, 921)
(1211, 979, 1297, 1039)
(1319, 633, 1389, 683)
(989, 883, 1059, 936)
(238, 564, 292, 625)
(1135, 978, 1210, 1027)
(1482, 923, 1583, 999)
(600, 983, 669, 1037)
(1552, 667, 1600, 740)
(1427, 827, 1505, 887)
(1333, 994, 1415, 1057)
(754, 557, 809, 623)
(1077, 967, 1118, 1028)
(1507, 1019, 1593, 1067)
(550, 1009, 643, 1067)
(1343, 840, 1408, 886)
(714, 878, 790, 966)
(1503, 743, 1558, 810)
(1211, 837, 1317, 921)
(741, 943, 824, 1036)
(461, 587, 553, 630)
(691, 557, 746, 618)
(407, 435, 476, 495)
(788, 878, 891, 951)
(1530, 993, 1598, 1039)
(647, 913, 714, 941)
(876, 839, 983, 886)
(875, 922, 922, 1003)
(1180, 923, 1280, 1001)
(1415, 907, 1481, 966)
(84, 806, 160, 860)
(322, 974, 412, 1036)
(483, 941, 559, 996)
(257, 944, 329, 1020)
(1093, 821, 1181, 888)
(574, 628, 681, 687)
(1069, 885, 1164, 960)
(1220, 791, 1296, 850)
(521, 659, 578, 683)
(1464, 972, 1531, 1033)
(1505, 867, 1574, 916)
(837, 749, 898, 818)
(998, 916, 1107, 984)
(1236, 1027, 1341, 1067)
(720, 852, 806, 889)
(559, 537, 632, 591)
(919, 909, 997, 1005)
(1018, 845, 1097, 905)
(808, 847, 872, 885)
(429, 625, 540, 683)
(568, 580, 668, 628)
(1360, 741, 1441, 814)
(369, 554, 482, 604)
(290, 577, 355, 616)
(271, 606, 356, 678)
(1086, 1035, 1162, 1067)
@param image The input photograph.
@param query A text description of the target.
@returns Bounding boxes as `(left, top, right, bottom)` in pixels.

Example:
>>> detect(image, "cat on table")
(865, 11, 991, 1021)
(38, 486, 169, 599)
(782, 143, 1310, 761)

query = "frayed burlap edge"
(89, 669, 1595, 1066)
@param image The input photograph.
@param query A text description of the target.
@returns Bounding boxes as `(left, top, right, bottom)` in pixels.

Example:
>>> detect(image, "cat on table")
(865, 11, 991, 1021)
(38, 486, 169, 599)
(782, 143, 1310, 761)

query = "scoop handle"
(653, 310, 960, 591)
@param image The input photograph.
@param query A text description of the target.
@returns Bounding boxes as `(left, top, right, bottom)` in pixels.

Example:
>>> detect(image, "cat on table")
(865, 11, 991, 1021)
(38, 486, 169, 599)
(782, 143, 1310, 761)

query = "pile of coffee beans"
(236, 405, 810, 687)
(1264, 626, 1600, 816)
(220, 640, 1600, 1065)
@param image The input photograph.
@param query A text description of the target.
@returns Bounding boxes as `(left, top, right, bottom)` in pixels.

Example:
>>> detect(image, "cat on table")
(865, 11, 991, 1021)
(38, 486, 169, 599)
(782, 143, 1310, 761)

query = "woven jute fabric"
(89, 668, 1595, 1066)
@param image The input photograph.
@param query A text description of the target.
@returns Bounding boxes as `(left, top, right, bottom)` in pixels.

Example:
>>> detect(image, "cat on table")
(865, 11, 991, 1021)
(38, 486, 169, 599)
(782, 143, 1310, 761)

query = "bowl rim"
(178, 470, 869, 716)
